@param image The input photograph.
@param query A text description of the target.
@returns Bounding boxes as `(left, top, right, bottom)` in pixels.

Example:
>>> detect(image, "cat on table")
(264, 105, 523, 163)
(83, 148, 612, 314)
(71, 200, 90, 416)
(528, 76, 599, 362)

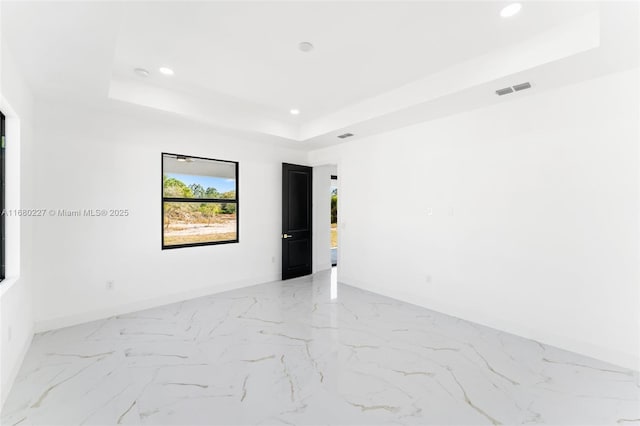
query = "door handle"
(282, 233, 293, 239)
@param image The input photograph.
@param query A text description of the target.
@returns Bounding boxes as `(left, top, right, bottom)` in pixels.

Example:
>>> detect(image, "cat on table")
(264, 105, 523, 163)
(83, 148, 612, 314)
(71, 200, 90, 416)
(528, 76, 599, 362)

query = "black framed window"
(0, 112, 5, 280)
(162, 153, 239, 249)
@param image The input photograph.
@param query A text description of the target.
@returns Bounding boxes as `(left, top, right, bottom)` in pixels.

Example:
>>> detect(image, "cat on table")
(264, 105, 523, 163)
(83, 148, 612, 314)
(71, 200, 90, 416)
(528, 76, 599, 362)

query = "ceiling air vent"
(513, 82, 532, 91)
(338, 133, 354, 139)
(496, 87, 514, 96)
(496, 82, 532, 96)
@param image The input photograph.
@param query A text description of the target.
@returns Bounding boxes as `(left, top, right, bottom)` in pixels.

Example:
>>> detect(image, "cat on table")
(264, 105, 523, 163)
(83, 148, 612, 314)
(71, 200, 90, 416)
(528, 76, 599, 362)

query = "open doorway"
(311, 164, 337, 273)
(331, 175, 337, 267)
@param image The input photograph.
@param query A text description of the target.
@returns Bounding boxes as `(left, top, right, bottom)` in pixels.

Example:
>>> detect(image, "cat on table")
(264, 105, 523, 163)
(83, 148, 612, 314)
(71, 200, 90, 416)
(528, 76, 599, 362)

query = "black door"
(282, 163, 312, 280)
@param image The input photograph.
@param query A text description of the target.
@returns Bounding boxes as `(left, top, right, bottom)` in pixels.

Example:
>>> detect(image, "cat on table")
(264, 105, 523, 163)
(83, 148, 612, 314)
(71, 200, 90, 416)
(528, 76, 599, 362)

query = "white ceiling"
(112, 1, 596, 119)
(1, 1, 637, 148)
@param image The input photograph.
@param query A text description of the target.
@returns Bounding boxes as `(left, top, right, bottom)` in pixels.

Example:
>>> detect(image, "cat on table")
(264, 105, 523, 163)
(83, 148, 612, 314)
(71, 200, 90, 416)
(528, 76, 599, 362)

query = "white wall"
(29, 100, 307, 331)
(309, 68, 640, 371)
(0, 40, 35, 409)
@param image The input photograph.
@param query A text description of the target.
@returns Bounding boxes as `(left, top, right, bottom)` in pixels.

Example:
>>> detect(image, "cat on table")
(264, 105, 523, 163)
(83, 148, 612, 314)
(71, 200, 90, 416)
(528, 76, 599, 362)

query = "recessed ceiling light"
(134, 67, 150, 77)
(500, 3, 522, 18)
(298, 42, 314, 53)
(290, 109, 300, 115)
(159, 67, 174, 76)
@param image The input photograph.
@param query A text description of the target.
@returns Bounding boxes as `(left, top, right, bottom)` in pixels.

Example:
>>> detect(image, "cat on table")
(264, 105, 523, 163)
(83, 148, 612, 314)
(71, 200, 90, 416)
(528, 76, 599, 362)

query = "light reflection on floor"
(331, 266, 338, 300)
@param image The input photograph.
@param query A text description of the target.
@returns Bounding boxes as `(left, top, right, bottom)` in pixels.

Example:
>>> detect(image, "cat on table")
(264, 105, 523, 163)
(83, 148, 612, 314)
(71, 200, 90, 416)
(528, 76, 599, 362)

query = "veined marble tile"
(2, 269, 638, 425)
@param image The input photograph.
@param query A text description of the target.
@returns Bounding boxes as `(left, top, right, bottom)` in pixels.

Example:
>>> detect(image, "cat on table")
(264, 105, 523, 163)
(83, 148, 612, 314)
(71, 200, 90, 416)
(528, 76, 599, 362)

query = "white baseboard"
(340, 274, 640, 372)
(34, 274, 280, 333)
(0, 325, 33, 414)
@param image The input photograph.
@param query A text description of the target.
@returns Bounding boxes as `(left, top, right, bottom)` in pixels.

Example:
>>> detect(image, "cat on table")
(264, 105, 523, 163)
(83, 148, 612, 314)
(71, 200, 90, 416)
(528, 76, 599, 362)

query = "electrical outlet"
(271, 256, 276, 263)
(106, 281, 115, 290)
(426, 208, 433, 216)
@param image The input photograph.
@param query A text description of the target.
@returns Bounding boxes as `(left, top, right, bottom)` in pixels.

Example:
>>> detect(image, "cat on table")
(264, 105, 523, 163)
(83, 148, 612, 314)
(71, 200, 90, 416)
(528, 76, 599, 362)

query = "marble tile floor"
(2, 269, 639, 426)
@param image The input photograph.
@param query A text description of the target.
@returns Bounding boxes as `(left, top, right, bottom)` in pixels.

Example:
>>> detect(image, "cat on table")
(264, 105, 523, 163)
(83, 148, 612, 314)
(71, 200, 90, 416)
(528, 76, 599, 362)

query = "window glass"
(162, 153, 238, 248)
